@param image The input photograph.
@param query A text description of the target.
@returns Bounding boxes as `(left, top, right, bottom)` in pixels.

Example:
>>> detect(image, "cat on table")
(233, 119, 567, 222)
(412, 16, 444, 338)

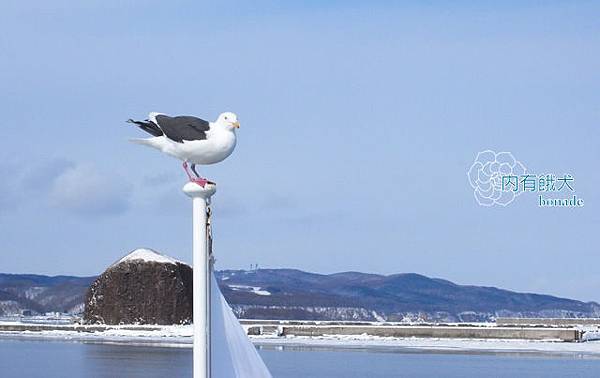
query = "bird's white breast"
(176, 128, 237, 165)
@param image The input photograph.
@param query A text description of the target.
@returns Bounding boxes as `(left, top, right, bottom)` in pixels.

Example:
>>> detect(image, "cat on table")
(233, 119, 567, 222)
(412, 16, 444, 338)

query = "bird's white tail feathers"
(129, 137, 162, 149)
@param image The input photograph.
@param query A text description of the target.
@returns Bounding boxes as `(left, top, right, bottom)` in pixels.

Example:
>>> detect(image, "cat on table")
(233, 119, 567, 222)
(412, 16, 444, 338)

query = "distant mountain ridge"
(0, 273, 95, 316)
(1, 269, 599, 322)
(216, 269, 600, 322)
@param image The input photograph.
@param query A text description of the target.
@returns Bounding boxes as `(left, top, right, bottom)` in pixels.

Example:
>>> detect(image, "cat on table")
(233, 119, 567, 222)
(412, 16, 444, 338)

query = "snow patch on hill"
(228, 285, 271, 296)
(112, 249, 184, 267)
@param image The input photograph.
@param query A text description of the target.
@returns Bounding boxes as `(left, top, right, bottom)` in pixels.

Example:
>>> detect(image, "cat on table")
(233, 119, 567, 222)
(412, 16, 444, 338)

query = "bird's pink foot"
(190, 177, 208, 188)
(182, 162, 210, 187)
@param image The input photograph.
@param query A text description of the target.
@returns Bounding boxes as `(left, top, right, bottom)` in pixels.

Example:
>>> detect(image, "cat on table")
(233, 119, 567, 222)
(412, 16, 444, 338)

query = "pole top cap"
(182, 181, 217, 199)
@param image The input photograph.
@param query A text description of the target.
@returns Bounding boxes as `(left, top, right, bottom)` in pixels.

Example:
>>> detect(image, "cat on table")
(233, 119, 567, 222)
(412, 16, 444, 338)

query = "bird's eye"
(224, 116, 228, 120)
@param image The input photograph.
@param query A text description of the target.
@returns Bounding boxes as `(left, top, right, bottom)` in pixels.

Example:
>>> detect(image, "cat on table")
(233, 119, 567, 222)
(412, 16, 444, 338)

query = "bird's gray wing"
(155, 115, 210, 143)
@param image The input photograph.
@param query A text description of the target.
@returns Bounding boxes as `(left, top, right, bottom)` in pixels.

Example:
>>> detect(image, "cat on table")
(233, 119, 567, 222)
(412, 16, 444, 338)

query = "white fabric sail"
(210, 271, 272, 378)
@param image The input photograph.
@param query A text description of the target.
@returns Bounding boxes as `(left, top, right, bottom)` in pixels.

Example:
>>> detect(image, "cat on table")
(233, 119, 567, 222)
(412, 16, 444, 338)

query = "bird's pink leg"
(182, 162, 194, 180)
(182, 162, 208, 188)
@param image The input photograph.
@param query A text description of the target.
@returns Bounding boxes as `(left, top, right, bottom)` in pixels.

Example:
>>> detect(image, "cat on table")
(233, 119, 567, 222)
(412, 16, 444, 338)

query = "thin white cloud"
(21, 158, 75, 190)
(49, 163, 131, 216)
(0, 159, 76, 215)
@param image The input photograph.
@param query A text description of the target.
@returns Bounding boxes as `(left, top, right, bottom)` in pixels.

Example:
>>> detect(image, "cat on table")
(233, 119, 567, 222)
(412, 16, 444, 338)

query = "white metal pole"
(183, 182, 217, 378)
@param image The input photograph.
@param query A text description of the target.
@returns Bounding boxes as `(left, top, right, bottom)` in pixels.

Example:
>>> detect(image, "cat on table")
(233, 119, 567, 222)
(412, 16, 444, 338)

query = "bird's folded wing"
(155, 115, 210, 143)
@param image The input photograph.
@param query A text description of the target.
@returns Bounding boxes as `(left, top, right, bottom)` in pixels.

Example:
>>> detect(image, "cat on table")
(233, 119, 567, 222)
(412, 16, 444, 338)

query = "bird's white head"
(216, 112, 240, 131)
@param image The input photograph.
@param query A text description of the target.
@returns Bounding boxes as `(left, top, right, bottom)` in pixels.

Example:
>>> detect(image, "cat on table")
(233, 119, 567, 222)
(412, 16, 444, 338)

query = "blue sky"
(1, 1, 599, 301)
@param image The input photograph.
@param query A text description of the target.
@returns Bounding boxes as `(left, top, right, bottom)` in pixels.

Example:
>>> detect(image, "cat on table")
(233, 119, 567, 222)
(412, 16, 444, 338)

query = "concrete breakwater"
(280, 325, 580, 341)
(241, 320, 586, 342)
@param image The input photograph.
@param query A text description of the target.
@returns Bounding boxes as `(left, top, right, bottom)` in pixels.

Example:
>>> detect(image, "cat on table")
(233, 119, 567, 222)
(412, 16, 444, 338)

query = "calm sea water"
(0, 338, 599, 377)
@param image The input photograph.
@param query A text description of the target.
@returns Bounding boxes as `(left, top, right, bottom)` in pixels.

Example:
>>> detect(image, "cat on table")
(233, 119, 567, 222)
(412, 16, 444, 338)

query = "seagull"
(127, 112, 239, 187)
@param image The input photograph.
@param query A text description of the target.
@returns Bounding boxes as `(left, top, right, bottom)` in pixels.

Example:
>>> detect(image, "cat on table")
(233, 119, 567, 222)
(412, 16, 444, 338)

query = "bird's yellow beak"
(232, 121, 240, 129)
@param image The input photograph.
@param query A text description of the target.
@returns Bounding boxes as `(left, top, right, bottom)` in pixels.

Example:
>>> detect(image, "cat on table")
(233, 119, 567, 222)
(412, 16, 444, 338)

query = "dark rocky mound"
(83, 249, 192, 325)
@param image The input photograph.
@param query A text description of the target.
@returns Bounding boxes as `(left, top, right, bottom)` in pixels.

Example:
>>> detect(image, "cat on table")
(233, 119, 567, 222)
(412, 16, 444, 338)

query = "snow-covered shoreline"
(1, 322, 599, 357)
(0, 322, 194, 347)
